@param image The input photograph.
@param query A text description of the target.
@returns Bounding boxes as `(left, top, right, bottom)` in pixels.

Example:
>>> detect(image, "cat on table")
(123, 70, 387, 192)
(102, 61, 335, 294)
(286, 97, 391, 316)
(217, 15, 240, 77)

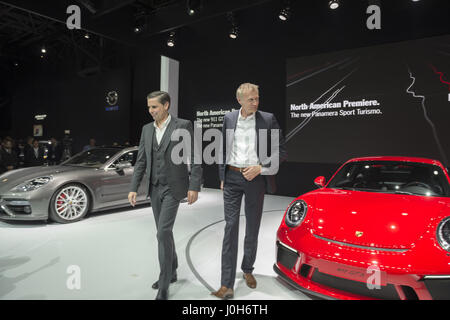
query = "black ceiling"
(0, 0, 449, 70)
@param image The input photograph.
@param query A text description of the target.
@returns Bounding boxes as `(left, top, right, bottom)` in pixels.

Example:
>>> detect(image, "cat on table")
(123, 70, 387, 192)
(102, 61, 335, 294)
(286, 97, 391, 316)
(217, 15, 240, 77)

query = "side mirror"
(314, 176, 326, 188)
(115, 161, 132, 171)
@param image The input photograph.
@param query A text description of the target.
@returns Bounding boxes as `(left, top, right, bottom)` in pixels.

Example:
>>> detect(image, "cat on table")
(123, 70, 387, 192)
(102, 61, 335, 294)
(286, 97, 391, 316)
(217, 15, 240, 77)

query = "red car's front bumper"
(275, 231, 450, 300)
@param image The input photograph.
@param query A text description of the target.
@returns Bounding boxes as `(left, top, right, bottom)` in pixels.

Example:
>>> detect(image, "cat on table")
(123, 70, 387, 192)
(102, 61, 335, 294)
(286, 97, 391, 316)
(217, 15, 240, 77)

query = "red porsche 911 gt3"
(274, 156, 450, 300)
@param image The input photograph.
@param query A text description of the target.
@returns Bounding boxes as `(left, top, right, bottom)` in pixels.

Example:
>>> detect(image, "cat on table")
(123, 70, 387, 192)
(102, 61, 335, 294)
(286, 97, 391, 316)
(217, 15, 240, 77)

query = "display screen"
(286, 35, 450, 166)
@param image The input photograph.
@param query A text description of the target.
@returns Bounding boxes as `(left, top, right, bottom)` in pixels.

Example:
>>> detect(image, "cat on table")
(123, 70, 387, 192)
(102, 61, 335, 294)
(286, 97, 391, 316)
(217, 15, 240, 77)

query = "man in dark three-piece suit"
(129, 91, 202, 300)
(212, 83, 287, 299)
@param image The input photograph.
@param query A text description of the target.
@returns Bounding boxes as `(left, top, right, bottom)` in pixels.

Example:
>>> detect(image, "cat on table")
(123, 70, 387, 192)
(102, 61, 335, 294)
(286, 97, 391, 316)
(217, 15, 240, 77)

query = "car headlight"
(437, 217, 450, 251)
(11, 176, 53, 192)
(285, 200, 308, 228)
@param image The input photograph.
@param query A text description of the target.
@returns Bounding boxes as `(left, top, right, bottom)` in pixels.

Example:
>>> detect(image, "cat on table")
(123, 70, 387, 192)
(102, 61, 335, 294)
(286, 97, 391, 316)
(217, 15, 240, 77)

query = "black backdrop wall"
(8, 63, 132, 153)
(2, 0, 450, 197)
(166, 1, 450, 196)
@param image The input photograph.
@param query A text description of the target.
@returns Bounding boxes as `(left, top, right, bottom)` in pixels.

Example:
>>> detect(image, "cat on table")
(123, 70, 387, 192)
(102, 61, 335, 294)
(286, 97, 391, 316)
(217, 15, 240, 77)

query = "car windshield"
(62, 148, 120, 168)
(327, 160, 450, 197)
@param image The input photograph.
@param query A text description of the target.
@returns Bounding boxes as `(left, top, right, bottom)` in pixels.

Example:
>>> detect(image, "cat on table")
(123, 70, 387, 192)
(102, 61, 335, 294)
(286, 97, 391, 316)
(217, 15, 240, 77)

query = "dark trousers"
(149, 183, 180, 291)
(221, 169, 265, 288)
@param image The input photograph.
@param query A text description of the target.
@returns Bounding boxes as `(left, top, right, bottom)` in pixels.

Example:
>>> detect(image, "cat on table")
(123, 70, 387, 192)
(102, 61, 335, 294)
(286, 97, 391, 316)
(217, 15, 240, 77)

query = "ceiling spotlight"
(187, 0, 202, 16)
(329, 0, 340, 9)
(84, 32, 90, 39)
(41, 46, 46, 54)
(279, 1, 291, 21)
(229, 26, 238, 39)
(226, 12, 238, 40)
(134, 14, 146, 33)
(279, 8, 290, 21)
(167, 31, 176, 47)
(13, 62, 19, 67)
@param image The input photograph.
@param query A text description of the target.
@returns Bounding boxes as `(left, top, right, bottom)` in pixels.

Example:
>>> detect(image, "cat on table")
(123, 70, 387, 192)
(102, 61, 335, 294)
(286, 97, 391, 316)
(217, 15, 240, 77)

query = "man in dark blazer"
(48, 137, 63, 165)
(24, 139, 45, 167)
(212, 83, 287, 299)
(0, 138, 18, 174)
(128, 91, 202, 300)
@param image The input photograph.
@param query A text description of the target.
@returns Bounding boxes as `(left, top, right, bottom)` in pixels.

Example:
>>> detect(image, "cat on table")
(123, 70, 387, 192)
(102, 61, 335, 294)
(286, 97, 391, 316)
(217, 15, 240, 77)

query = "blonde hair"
(236, 83, 259, 100)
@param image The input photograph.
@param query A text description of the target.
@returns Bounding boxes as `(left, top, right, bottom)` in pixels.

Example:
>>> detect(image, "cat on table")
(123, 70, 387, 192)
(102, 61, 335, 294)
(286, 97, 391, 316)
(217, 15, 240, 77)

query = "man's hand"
(242, 165, 262, 181)
(187, 190, 198, 205)
(128, 192, 137, 207)
(220, 181, 224, 190)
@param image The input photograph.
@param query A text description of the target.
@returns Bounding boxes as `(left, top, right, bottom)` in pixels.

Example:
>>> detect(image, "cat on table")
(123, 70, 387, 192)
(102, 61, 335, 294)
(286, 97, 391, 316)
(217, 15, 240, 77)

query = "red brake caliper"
(57, 193, 66, 212)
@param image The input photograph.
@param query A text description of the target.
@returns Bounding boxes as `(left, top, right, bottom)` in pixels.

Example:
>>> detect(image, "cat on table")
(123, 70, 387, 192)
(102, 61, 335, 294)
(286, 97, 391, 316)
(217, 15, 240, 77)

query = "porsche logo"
(355, 231, 364, 238)
(106, 91, 118, 106)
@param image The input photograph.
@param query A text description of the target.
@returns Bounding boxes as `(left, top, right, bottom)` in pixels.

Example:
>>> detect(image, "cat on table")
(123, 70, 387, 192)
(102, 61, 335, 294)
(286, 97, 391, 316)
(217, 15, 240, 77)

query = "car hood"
(0, 165, 93, 193)
(310, 188, 448, 249)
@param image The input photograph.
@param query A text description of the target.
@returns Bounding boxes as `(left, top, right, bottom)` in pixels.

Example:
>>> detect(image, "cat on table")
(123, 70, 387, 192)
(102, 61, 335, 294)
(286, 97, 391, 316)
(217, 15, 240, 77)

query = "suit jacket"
(0, 147, 18, 174)
(24, 147, 45, 167)
(219, 110, 287, 194)
(130, 116, 203, 201)
(48, 143, 63, 163)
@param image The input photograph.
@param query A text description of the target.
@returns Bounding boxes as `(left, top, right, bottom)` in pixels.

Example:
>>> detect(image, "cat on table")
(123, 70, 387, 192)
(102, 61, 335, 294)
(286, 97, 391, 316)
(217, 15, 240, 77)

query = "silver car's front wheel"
(50, 184, 90, 223)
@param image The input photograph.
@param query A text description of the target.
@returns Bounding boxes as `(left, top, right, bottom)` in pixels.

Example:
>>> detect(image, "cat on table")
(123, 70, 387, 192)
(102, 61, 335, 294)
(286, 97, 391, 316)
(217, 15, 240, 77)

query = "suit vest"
(150, 132, 169, 185)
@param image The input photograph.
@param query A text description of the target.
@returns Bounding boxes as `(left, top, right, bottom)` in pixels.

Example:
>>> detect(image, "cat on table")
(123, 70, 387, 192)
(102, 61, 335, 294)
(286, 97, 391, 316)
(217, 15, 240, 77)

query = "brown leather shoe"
(211, 286, 234, 299)
(243, 273, 257, 289)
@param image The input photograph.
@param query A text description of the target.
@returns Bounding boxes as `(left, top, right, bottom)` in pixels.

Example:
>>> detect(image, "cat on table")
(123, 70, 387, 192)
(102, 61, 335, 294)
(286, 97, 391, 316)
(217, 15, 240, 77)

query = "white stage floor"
(0, 188, 313, 300)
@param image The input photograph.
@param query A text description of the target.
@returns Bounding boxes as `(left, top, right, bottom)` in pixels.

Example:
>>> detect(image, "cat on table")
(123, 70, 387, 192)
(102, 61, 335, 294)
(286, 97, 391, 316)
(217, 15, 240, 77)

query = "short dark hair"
(147, 91, 171, 107)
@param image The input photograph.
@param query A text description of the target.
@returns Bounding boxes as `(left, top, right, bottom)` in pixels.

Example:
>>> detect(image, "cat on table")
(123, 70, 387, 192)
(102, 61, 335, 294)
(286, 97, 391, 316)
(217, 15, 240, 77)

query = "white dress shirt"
(154, 114, 171, 145)
(228, 109, 260, 168)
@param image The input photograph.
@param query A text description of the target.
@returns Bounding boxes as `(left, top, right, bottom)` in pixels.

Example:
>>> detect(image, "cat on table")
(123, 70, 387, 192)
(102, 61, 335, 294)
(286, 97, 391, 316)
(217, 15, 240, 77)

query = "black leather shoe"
(155, 289, 168, 300)
(151, 274, 177, 290)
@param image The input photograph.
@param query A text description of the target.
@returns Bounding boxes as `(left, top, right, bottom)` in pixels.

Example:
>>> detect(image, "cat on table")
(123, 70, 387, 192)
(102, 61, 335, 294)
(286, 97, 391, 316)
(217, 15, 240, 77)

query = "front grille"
(299, 264, 312, 278)
(401, 285, 419, 300)
(0, 199, 32, 215)
(424, 279, 450, 300)
(311, 269, 400, 300)
(276, 243, 298, 270)
(6, 205, 31, 214)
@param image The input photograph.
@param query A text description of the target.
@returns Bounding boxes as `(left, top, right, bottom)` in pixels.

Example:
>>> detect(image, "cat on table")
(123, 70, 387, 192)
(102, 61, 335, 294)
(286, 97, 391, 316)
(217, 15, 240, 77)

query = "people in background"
(23, 136, 34, 164)
(24, 139, 45, 167)
(83, 138, 96, 151)
(0, 137, 18, 174)
(15, 139, 25, 167)
(48, 137, 63, 165)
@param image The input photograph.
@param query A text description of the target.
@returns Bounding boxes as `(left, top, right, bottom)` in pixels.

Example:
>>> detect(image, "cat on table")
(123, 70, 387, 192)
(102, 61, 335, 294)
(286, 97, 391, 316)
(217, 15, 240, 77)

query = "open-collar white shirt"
(153, 114, 171, 145)
(228, 108, 260, 168)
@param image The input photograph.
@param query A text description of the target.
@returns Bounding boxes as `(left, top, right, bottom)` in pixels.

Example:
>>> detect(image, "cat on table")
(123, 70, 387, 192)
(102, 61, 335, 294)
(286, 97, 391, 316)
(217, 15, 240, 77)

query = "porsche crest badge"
(355, 231, 364, 238)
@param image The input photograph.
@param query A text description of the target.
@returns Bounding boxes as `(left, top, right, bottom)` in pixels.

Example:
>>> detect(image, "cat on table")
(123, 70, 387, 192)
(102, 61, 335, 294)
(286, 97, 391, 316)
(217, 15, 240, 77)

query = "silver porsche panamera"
(0, 147, 149, 223)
